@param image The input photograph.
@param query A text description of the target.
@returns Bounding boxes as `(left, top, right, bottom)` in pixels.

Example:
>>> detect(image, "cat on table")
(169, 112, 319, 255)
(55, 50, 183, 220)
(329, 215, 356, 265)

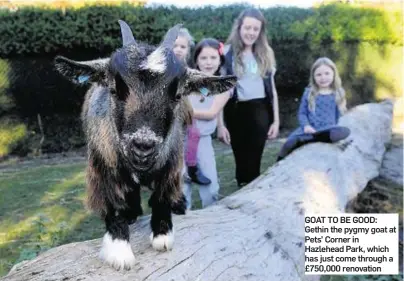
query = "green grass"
(0, 139, 402, 281)
(0, 163, 101, 276)
(0, 140, 282, 277)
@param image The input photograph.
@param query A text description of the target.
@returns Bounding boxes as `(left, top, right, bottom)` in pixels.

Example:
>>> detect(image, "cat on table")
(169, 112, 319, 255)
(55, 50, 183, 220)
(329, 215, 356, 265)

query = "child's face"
(196, 46, 220, 76)
(173, 36, 189, 62)
(239, 16, 262, 48)
(314, 64, 334, 90)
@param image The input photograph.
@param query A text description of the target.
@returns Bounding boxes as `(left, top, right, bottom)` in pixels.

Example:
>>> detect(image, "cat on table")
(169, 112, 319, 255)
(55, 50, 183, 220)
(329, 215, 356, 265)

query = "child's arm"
(298, 89, 310, 128)
(271, 71, 280, 126)
(217, 110, 231, 144)
(217, 109, 225, 128)
(336, 105, 340, 122)
(193, 92, 231, 120)
(267, 70, 280, 139)
(216, 87, 233, 127)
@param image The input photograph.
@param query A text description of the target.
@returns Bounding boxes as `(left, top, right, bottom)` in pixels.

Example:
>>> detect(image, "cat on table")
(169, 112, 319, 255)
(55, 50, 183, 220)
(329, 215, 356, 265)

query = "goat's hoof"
(99, 233, 136, 270)
(150, 230, 174, 251)
(172, 194, 187, 215)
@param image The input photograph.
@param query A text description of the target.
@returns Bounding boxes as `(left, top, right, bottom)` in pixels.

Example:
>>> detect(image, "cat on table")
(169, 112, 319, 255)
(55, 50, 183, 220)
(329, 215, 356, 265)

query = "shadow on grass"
(0, 163, 88, 275)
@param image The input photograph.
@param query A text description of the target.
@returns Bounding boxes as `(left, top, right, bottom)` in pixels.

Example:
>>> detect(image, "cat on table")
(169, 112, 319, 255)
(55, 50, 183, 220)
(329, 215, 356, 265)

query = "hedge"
(0, 3, 402, 156)
(0, 3, 402, 57)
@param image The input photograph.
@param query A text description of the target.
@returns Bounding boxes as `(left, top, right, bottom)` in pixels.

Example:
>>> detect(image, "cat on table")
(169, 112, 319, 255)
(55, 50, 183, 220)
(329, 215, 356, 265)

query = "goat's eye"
(174, 92, 181, 101)
(114, 74, 129, 100)
(167, 77, 181, 101)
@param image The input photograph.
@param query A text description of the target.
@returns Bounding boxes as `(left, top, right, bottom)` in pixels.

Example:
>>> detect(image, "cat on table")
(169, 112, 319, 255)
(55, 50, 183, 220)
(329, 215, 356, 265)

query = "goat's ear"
(54, 56, 109, 84)
(179, 68, 237, 96)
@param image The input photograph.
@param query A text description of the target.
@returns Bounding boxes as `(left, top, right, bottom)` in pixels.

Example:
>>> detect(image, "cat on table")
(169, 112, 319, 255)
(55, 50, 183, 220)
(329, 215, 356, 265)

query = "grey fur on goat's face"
(54, 21, 237, 172)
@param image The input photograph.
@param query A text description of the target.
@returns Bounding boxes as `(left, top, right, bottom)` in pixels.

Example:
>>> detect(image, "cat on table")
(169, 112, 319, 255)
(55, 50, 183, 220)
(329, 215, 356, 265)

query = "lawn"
(0, 140, 281, 277)
(0, 139, 402, 281)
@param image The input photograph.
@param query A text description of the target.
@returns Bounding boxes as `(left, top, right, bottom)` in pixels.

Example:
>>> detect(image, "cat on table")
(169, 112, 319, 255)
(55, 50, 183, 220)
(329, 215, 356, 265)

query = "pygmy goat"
(54, 20, 237, 270)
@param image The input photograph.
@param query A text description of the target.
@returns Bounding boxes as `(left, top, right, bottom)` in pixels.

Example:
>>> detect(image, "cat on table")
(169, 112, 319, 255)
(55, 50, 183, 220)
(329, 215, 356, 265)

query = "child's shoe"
(277, 134, 314, 161)
(312, 126, 350, 143)
(276, 126, 350, 162)
(188, 165, 211, 185)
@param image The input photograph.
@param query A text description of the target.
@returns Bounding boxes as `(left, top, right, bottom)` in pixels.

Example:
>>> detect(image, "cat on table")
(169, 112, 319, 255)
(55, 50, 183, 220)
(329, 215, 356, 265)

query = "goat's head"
(55, 20, 236, 171)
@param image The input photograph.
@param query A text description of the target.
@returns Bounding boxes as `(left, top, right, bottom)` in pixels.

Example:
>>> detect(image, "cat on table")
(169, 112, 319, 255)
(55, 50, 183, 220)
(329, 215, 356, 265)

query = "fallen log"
(2, 100, 393, 281)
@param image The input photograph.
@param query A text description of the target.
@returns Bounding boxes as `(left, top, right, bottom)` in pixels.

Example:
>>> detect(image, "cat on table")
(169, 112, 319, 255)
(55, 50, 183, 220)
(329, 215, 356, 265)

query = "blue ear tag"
(200, 87, 209, 96)
(77, 75, 90, 84)
(199, 87, 209, 102)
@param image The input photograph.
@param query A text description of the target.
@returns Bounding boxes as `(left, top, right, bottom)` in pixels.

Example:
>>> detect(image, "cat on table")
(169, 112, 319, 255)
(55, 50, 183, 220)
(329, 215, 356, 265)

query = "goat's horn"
(161, 24, 183, 49)
(118, 20, 136, 46)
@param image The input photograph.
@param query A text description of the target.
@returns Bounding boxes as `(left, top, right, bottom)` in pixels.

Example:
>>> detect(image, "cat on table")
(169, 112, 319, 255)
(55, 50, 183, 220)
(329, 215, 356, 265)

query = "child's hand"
(304, 125, 316, 134)
(267, 121, 279, 139)
(217, 126, 231, 145)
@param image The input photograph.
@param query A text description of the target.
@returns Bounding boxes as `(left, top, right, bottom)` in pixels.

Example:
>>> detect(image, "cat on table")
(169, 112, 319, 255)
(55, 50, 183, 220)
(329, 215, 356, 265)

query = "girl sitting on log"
(277, 57, 350, 161)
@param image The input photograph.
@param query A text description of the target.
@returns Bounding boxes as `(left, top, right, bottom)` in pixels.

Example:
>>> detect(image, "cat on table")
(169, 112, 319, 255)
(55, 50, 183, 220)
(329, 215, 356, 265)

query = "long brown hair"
(193, 38, 225, 76)
(225, 8, 275, 77)
(308, 57, 347, 114)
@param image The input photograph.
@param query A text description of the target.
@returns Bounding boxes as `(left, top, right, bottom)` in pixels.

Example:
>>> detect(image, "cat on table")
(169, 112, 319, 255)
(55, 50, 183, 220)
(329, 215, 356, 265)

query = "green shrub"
(290, 4, 402, 45)
(0, 117, 28, 158)
(0, 60, 15, 115)
(0, 4, 401, 57)
(0, 3, 402, 156)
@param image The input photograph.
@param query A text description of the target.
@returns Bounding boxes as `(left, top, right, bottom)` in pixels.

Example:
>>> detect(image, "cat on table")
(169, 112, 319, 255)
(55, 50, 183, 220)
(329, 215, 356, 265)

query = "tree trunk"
(2, 100, 393, 281)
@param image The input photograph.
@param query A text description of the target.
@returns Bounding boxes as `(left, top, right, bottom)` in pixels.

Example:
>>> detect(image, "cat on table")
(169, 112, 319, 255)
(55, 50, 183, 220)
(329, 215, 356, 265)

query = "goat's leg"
(149, 189, 187, 215)
(149, 191, 175, 251)
(99, 205, 136, 270)
(121, 187, 143, 225)
(87, 151, 136, 269)
(171, 192, 187, 215)
(149, 164, 185, 251)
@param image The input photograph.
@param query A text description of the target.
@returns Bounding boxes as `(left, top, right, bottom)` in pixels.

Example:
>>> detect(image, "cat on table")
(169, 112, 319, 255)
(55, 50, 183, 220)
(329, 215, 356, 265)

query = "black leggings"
(224, 98, 272, 186)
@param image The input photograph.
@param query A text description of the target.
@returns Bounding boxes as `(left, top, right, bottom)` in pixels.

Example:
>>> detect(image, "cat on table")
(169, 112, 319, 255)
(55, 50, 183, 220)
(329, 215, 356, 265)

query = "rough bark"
(379, 97, 403, 185)
(2, 100, 393, 281)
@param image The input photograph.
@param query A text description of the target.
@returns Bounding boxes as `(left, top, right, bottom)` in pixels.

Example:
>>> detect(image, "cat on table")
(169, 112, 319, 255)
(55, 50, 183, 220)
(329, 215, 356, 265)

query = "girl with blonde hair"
(219, 7, 280, 187)
(173, 27, 194, 65)
(172, 28, 212, 185)
(277, 57, 350, 161)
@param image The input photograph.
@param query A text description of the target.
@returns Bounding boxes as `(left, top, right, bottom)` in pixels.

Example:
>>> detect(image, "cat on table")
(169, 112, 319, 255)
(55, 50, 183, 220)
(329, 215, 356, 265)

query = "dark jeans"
(224, 98, 272, 186)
